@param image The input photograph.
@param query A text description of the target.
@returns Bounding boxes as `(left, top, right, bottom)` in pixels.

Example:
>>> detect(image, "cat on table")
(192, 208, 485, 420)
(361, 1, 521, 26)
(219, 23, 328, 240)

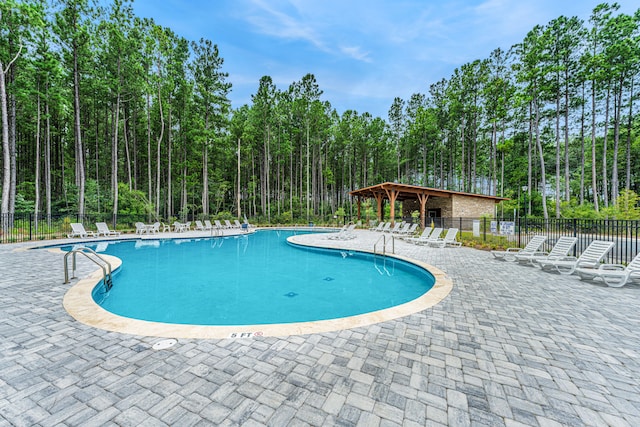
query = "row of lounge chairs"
(68, 222, 120, 238)
(369, 221, 418, 236)
(492, 235, 638, 287)
(68, 219, 252, 238)
(404, 227, 462, 248)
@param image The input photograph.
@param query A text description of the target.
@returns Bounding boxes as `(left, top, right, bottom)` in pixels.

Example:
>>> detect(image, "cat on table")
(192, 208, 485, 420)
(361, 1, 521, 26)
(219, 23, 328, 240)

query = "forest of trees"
(1, 0, 639, 226)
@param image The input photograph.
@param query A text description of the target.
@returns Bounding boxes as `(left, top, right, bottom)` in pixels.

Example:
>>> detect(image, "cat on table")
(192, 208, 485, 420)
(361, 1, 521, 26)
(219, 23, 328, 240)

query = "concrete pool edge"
(61, 233, 453, 339)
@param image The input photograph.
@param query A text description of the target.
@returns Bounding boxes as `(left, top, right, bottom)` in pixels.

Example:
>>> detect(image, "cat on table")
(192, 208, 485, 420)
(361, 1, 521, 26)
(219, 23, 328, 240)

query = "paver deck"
(1, 228, 639, 426)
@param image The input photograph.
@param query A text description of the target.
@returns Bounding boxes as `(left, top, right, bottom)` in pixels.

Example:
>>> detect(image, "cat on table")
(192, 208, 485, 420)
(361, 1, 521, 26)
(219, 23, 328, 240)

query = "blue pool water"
(67, 230, 434, 326)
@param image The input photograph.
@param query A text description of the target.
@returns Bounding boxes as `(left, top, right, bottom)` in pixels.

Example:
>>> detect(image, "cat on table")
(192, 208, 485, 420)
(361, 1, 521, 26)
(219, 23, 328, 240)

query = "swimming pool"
(66, 230, 435, 327)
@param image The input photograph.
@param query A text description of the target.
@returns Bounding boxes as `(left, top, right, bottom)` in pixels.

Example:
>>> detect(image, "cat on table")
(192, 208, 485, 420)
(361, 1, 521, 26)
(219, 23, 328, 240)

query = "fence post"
(483, 217, 487, 242)
(29, 213, 32, 241)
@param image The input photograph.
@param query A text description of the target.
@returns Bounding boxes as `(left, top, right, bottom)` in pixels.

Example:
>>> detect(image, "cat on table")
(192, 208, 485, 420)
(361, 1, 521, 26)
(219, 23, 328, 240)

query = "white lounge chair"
(214, 220, 226, 230)
(194, 220, 206, 231)
(68, 223, 96, 238)
(517, 236, 577, 266)
(369, 222, 384, 231)
(576, 251, 640, 287)
(376, 222, 391, 233)
(329, 224, 357, 240)
(234, 220, 243, 229)
(204, 220, 214, 230)
(491, 235, 547, 262)
(413, 227, 443, 246)
(95, 222, 120, 237)
(399, 223, 419, 236)
(225, 220, 237, 229)
(538, 240, 615, 275)
(391, 223, 411, 236)
(405, 227, 433, 244)
(428, 228, 461, 248)
(385, 222, 403, 234)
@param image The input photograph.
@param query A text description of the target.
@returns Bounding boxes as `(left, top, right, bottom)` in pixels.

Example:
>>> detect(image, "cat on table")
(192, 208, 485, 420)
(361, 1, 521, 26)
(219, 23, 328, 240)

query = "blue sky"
(131, 0, 640, 119)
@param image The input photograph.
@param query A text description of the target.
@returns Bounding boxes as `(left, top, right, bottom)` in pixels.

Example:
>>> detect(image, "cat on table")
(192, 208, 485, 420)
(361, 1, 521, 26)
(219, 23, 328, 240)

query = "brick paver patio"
(1, 228, 639, 426)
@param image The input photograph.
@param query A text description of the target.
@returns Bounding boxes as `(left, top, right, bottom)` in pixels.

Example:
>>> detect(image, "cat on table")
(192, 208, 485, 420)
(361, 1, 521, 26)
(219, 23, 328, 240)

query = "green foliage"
(116, 183, 154, 216)
(2, 1, 640, 228)
(559, 199, 601, 219)
(614, 190, 640, 219)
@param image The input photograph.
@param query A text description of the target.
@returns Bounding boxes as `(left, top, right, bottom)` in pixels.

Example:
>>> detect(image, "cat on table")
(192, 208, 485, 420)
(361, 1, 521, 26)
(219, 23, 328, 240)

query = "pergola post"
(417, 193, 429, 229)
(384, 188, 399, 226)
(374, 193, 384, 222)
(356, 196, 361, 221)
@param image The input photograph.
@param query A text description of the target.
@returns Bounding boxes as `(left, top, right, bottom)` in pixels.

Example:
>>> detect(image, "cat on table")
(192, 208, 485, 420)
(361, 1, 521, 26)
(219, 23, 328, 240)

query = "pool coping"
(61, 232, 453, 339)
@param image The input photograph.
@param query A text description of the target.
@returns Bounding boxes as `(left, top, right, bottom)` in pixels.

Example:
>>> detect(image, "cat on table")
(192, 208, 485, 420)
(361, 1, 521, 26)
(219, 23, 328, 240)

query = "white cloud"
(339, 46, 372, 63)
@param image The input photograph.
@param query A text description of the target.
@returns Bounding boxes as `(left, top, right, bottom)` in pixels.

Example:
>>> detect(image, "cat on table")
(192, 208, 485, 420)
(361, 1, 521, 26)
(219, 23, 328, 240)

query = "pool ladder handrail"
(63, 247, 113, 291)
(374, 234, 395, 256)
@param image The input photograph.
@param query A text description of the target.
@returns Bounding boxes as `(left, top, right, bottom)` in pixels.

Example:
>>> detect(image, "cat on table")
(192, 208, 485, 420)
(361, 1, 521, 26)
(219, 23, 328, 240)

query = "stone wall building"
(350, 182, 507, 228)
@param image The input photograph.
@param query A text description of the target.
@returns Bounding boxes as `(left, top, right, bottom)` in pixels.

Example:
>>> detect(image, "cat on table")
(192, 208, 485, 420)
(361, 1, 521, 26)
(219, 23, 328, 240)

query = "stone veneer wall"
(402, 195, 497, 218)
(451, 194, 497, 217)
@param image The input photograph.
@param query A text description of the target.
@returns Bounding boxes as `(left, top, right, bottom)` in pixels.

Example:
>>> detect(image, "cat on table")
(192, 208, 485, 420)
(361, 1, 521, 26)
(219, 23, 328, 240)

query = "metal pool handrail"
(63, 247, 113, 291)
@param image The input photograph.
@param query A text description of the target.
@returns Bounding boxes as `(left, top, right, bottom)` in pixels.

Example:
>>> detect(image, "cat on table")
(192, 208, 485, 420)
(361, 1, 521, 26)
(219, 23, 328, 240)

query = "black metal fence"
(434, 216, 640, 265)
(0, 213, 148, 244)
(2, 213, 640, 263)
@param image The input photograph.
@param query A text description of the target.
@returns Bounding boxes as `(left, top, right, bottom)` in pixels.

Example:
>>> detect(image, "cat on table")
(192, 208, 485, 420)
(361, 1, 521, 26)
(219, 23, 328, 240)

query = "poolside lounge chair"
(369, 222, 384, 231)
(376, 222, 391, 233)
(391, 223, 411, 236)
(234, 220, 243, 229)
(411, 227, 444, 246)
(68, 223, 96, 238)
(491, 235, 547, 262)
(537, 240, 615, 275)
(575, 251, 640, 287)
(95, 222, 120, 237)
(225, 220, 237, 229)
(516, 236, 577, 266)
(204, 220, 214, 230)
(329, 224, 357, 240)
(428, 228, 461, 248)
(195, 220, 206, 231)
(385, 222, 403, 234)
(214, 220, 226, 230)
(405, 227, 433, 244)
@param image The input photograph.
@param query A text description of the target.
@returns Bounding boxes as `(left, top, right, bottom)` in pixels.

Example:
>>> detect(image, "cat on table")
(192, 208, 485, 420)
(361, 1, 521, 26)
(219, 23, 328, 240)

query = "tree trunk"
(610, 78, 623, 204)
(555, 97, 560, 218)
(45, 88, 52, 220)
(535, 95, 548, 219)
(123, 106, 132, 190)
(590, 78, 599, 211)
(601, 87, 611, 207)
(579, 82, 586, 205)
(625, 76, 634, 191)
(0, 62, 11, 226)
(35, 86, 41, 231)
(73, 39, 85, 216)
(112, 83, 121, 222)
(155, 61, 164, 219)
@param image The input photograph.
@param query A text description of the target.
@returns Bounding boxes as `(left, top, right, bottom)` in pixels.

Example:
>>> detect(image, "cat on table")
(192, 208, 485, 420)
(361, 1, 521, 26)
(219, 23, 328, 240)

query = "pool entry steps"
(63, 247, 113, 291)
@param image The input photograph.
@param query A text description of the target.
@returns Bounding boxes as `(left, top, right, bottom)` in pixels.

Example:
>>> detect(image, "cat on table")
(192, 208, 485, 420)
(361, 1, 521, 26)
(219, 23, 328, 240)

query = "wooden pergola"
(349, 182, 506, 228)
